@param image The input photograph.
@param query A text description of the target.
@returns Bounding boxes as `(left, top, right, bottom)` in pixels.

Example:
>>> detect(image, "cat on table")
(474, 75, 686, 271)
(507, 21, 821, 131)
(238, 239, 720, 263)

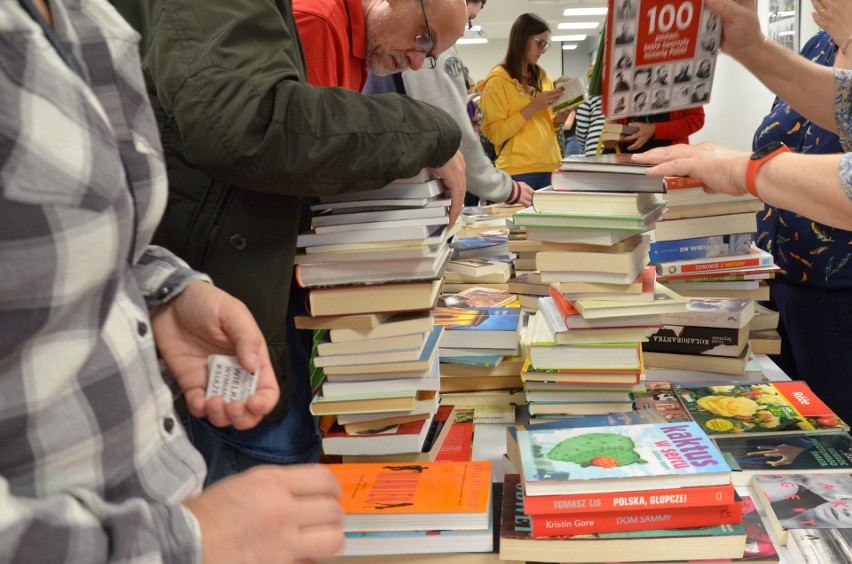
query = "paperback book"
(432, 306, 523, 350)
(655, 246, 774, 276)
(649, 233, 754, 263)
(752, 472, 852, 545)
(328, 460, 492, 532)
(515, 421, 731, 496)
(715, 432, 852, 486)
(657, 297, 754, 329)
(643, 324, 749, 357)
(532, 186, 658, 215)
(675, 382, 849, 439)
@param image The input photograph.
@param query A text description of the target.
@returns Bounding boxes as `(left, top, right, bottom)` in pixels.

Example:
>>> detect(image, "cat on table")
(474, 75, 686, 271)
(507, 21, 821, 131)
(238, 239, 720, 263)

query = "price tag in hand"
(206, 354, 258, 403)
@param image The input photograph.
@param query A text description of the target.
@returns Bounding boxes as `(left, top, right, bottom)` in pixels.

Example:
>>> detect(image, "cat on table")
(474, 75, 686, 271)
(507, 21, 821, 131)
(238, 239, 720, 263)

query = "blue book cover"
(516, 422, 731, 495)
(649, 232, 754, 263)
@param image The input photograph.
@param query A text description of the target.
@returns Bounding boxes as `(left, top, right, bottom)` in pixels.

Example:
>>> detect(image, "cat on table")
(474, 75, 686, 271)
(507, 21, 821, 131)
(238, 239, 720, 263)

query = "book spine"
(663, 176, 704, 190)
(548, 286, 578, 324)
(529, 501, 742, 537)
(649, 233, 754, 263)
(642, 325, 746, 356)
(522, 483, 735, 515)
(657, 253, 772, 275)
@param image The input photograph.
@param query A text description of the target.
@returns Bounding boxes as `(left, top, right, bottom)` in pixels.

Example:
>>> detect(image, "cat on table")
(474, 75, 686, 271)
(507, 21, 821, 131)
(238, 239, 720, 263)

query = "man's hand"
(623, 122, 656, 152)
(186, 465, 344, 564)
(431, 150, 466, 227)
(632, 142, 749, 197)
(150, 281, 278, 429)
(516, 181, 534, 207)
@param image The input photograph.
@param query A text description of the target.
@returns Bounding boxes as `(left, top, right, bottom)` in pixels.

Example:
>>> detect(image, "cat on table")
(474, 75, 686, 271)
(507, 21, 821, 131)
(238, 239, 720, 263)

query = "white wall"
(459, 0, 818, 152)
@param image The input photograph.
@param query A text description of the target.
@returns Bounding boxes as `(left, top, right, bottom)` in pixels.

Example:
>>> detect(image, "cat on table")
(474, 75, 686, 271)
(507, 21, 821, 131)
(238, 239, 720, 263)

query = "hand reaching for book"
(430, 149, 466, 227)
(747, 444, 808, 466)
(185, 464, 344, 563)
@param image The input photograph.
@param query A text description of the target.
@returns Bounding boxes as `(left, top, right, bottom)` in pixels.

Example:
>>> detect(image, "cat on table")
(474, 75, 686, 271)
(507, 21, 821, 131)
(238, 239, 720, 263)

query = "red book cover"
(663, 176, 704, 190)
(523, 482, 735, 515)
(434, 407, 475, 462)
(657, 247, 774, 275)
(772, 381, 848, 429)
(657, 265, 780, 282)
(529, 499, 743, 537)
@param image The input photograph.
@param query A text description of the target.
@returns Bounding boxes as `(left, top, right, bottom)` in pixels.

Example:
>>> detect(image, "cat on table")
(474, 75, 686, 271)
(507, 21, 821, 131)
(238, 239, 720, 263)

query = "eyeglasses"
(533, 38, 550, 52)
(415, 0, 437, 69)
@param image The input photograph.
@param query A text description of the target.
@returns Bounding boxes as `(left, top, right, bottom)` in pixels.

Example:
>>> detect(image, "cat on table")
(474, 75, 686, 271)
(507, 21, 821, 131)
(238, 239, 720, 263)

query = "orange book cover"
(328, 460, 491, 517)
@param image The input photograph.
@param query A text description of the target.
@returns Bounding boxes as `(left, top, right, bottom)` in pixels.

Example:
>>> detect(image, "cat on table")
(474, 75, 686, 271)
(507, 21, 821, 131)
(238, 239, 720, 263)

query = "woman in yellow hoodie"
(480, 13, 571, 189)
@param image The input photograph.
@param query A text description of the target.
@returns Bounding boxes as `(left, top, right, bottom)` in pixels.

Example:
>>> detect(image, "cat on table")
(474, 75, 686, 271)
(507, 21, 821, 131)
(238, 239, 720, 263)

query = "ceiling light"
(458, 25, 488, 45)
(558, 22, 600, 30)
(551, 34, 587, 42)
(562, 44, 579, 50)
(563, 7, 608, 16)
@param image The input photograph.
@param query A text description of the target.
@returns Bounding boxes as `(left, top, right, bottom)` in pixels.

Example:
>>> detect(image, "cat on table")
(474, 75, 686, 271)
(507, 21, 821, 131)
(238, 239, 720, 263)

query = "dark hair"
(503, 13, 549, 93)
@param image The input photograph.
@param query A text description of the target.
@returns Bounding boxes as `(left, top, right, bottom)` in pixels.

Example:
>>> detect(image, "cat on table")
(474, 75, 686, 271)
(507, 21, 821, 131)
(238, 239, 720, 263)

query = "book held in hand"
(603, 0, 722, 119)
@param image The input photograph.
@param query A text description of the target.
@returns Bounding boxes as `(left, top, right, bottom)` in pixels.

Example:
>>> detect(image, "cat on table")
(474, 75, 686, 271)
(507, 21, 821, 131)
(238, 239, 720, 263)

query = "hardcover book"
(532, 186, 658, 215)
(328, 460, 491, 531)
(512, 202, 667, 231)
(306, 279, 442, 317)
(499, 474, 748, 563)
(675, 382, 849, 439)
(524, 225, 641, 246)
(535, 234, 651, 274)
(752, 472, 852, 545)
(515, 422, 731, 496)
(642, 345, 752, 375)
(603, 0, 722, 119)
(571, 282, 690, 320)
(649, 233, 755, 264)
(715, 432, 852, 486)
(653, 212, 759, 242)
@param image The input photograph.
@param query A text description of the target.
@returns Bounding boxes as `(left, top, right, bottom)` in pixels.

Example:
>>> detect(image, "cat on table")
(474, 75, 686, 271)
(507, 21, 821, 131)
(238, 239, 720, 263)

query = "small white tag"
(206, 354, 258, 403)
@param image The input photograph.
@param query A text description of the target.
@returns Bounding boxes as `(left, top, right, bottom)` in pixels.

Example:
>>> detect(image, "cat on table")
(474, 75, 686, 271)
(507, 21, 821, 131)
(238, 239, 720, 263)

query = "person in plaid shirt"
(0, 0, 343, 561)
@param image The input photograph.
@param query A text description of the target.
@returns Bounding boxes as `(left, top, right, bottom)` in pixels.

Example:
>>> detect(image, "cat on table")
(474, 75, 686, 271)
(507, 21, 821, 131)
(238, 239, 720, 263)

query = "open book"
(603, 0, 722, 119)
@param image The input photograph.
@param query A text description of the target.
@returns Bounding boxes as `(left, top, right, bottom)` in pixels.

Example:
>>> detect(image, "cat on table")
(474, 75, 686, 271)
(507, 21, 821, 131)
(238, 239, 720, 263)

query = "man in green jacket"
(110, 0, 468, 483)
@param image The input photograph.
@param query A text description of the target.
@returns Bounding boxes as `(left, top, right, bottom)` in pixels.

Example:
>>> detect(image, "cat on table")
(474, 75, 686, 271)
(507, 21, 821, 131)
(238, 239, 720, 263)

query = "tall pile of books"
(647, 182, 783, 369)
(327, 461, 494, 558)
(297, 172, 451, 459)
(509, 159, 693, 419)
(499, 419, 749, 562)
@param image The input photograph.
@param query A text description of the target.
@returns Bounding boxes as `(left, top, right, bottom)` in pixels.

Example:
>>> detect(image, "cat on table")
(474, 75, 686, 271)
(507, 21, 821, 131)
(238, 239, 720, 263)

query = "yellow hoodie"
(479, 65, 562, 176)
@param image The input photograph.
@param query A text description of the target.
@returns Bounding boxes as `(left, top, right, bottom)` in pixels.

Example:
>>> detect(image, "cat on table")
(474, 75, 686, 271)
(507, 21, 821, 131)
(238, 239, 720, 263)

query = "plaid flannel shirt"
(1, 0, 208, 561)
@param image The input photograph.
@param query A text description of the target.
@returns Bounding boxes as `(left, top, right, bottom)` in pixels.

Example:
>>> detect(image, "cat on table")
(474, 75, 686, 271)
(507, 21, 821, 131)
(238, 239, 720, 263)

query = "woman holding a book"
(479, 13, 572, 189)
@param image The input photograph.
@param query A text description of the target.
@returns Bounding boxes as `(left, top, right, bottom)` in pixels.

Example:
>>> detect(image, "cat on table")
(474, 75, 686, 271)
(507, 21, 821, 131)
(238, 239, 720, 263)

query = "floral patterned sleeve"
(834, 69, 852, 200)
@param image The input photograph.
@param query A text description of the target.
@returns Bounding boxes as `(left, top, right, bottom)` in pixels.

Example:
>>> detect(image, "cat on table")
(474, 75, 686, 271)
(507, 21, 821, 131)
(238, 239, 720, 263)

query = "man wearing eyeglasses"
(108, 0, 469, 486)
(362, 0, 535, 207)
(294, 0, 468, 89)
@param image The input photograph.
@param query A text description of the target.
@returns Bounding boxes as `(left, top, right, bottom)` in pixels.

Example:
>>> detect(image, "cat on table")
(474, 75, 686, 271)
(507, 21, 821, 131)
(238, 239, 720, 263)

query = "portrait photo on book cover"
(758, 473, 852, 529)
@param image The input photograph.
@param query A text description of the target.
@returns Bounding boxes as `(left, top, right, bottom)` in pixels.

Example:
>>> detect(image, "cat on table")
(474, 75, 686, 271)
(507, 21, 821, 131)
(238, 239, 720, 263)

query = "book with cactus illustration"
(516, 422, 731, 496)
(675, 381, 849, 439)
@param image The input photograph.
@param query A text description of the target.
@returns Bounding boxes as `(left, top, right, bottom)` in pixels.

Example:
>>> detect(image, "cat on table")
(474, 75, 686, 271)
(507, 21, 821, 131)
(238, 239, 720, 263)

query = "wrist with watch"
(746, 140, 790, 198)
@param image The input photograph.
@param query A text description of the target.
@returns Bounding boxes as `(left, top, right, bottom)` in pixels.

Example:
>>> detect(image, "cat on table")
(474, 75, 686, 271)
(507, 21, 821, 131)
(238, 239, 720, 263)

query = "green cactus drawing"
(548, 432, 646, 468)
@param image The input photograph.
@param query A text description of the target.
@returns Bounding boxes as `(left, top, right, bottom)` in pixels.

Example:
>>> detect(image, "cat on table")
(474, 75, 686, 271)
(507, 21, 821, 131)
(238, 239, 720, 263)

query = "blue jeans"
(512, 172, 553, 190)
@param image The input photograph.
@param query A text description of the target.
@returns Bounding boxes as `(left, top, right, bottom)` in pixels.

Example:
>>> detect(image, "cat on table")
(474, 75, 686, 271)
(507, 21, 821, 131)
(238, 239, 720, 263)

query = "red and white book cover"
(603, 0, 723, 119)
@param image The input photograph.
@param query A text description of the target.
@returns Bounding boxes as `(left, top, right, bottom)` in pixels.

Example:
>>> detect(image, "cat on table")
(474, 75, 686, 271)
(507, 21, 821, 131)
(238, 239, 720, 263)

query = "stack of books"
(499, 420, 749, 562)
(643, 297, 757, 375)
(651, 185, 776, 303)
(327, 461, 494, 558)
(298, 172, 452, 458)
(432, 287, 524, 399)
(749, 303, 782, 355)
(507, 271, 550, 312)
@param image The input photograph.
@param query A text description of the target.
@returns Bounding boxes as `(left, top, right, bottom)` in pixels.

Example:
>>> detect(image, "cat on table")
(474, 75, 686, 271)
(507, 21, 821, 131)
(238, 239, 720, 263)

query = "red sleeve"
(293, 12, 344, 87)
(652, 106, 705, 144)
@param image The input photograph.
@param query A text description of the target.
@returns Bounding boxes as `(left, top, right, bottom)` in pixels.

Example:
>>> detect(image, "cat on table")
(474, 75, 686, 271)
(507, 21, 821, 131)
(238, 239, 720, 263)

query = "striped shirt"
(575, 95, 606, 156)
(1, 0, 207, 560)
